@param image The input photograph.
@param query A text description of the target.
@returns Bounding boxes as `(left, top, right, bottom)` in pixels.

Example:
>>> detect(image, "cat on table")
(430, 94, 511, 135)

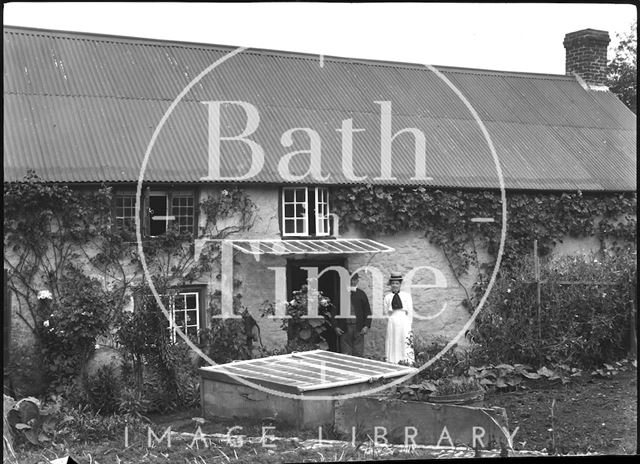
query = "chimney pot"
(563, 29, 610, 87)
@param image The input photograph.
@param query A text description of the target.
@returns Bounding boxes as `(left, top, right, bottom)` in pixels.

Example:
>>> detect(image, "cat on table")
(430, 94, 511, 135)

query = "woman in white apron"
(384, 272, 415, 365)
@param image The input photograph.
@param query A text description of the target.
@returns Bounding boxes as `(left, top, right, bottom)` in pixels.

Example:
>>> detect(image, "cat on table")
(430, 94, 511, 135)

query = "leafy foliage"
(469, 251, 636, 368)
(199, 294, 256, 364)
(332, 186, 636, 277)
(5, 393, 148, 449)
(5, 172, 258, 413)
(395, 376, 483, 403)
(4, 172, 122, 395)
(6, 397, 55, 447)
(608, 21, 637, 113)
(83, 365, 122, 415)
(412, 335, 477, 380)
(37, 267, 120, 392)
(276, 285, 334, 352)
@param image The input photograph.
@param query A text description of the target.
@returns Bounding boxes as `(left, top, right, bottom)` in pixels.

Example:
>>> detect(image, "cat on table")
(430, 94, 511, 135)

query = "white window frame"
(281, 187, 330, 237)
(282, 187, 309, 237)
(171, 192, 195, 234)
(146, 190, 195, 237)
(114, 193, 136, 233)
(167, 291, 200, 343)
(315, 187, 330, 236)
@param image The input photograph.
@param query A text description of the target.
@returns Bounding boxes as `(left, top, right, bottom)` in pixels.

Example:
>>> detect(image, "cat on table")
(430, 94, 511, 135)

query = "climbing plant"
(4, 171, 258, 403)
(331, 186, 636, 277)
(3, 171, 120, 393)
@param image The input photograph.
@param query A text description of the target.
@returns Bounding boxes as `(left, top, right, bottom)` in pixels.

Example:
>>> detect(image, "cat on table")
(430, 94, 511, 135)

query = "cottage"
(3, 26, 635, 370)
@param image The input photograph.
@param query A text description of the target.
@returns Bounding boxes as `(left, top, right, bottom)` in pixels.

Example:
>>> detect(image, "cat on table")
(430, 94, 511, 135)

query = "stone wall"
(229, 188, 624, 356)
(5, 184, 628, 380)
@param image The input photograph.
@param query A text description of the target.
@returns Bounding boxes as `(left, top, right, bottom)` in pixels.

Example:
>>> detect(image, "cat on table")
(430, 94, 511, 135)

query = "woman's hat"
(388, 271, 403, 284)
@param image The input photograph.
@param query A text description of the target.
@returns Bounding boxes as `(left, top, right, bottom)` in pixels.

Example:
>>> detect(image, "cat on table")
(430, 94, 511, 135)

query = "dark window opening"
(149, 195, 168, 236)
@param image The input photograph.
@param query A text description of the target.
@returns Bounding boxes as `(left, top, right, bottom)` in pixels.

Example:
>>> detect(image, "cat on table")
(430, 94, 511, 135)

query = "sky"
(3, 2, 637, 75)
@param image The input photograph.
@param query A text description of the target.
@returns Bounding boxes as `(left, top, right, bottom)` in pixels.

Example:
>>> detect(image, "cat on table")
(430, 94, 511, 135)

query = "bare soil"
(486, 368, 637, 455)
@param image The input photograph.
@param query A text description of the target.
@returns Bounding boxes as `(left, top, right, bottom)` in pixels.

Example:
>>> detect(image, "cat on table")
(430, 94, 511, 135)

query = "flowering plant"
(282, 284, 334, 351)
(37, 290, 53, 300)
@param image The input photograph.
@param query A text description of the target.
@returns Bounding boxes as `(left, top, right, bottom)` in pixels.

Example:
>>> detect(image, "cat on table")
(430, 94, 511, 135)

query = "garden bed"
(486, 367, 637, 454)
(5, 364, 636, 462)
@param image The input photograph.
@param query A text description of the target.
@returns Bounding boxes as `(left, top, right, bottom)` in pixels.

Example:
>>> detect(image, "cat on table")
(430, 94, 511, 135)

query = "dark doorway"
(287, 258, 346, 352)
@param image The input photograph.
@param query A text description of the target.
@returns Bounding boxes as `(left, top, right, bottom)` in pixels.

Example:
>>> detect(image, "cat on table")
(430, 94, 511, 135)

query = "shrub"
(279, 285, 334, 352)
(412, 335, 475, 380)
(117, 288, 202, 413)
(83, 365, 121, 414)
(117, 385, 151, 417)
(470, 250, 636, 368)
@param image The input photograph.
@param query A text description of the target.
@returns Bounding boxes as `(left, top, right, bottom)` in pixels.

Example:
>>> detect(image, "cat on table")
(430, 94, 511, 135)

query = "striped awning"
(230, 238, 394, 255)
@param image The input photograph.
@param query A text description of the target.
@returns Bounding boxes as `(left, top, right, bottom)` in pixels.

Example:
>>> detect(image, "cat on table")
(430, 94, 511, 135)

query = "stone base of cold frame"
(334, 396, 510, 447)
(200, 376, 380, 428)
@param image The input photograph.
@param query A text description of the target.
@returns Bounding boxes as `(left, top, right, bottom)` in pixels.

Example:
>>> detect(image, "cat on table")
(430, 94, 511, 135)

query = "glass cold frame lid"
(199, 350, 417, 393)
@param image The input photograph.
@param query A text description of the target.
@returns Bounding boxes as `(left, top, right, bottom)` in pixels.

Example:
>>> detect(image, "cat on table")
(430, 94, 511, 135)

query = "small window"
(282, 187, 309, 236)
(113, 191, 195, 237)
(114, 194, 136, 234)
(172, 193, 195, 233)
(171, 291, 200, 343)
(282, 187, 330, 237)
(138, 289, 202, 343)
(112, 190, 195, 237)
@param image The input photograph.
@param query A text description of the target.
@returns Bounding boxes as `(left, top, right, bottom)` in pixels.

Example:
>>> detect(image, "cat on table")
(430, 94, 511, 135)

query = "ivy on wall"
(331, 186, 636, 276)
(4, 172, 258, 399)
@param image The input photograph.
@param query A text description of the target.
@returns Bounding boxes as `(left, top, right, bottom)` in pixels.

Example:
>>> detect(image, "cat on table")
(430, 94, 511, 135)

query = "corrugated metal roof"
(3, 26, 636, 191)
(199, 350, 417, 393)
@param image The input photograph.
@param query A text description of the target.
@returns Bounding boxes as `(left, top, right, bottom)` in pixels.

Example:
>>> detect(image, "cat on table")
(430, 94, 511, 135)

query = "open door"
(287, 258, 346, 352)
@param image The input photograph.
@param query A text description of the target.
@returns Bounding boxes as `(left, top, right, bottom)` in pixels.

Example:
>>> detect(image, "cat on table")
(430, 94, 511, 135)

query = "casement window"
(114, 193, 137, 234)
(282, 187, 330, 237)
(148, 191, 195, 236)
(138, 289, 203, 343)
(113, 190, 196, 237)
(168, 291, 200, 343)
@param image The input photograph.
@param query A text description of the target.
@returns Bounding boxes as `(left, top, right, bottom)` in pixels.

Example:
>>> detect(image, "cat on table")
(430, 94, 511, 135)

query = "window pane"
(172, 195, 195, 234)
(285, 219, 294, 234)
(296, 219, 304, 232)
(115, 194, 136, 234)
(295, 188, 305, 202)
(284, 204, 294, 218)
(174, 311, 185, 326)
(296, 204, 306, 218)
(186, 294, 197, 309)
(284, 189, 294, 202)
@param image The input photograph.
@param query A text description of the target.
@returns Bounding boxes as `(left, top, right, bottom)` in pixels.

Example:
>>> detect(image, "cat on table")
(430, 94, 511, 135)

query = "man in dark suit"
(334, 273, 371, 357)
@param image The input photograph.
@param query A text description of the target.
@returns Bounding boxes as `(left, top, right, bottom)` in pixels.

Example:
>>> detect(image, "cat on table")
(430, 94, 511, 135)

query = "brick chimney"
(563, 29, 610, 87)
